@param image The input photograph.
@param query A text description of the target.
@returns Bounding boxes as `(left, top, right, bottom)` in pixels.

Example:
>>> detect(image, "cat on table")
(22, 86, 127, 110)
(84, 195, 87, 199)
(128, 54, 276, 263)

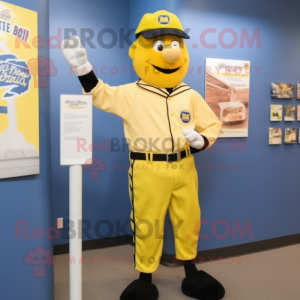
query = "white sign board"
(60, 94, 92, 165)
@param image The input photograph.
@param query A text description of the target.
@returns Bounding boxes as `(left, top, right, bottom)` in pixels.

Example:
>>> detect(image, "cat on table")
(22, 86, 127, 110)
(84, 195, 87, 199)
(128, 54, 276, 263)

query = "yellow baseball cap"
(135, 10, 190, 39)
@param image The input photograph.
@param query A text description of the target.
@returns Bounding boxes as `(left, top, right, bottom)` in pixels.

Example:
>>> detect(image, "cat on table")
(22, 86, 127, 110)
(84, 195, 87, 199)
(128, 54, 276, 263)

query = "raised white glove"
(182, 128, 205, 149)
(61, 35, 92, 76)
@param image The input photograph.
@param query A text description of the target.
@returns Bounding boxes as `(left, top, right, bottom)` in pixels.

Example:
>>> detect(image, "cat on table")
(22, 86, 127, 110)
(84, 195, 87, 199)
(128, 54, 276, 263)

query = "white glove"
(182, 128, 205, 149)
(61, 35, 92, 76)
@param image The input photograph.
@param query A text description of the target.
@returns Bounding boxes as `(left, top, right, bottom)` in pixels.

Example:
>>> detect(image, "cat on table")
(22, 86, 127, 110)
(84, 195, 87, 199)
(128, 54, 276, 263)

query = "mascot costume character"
(61, 10, 225, 300)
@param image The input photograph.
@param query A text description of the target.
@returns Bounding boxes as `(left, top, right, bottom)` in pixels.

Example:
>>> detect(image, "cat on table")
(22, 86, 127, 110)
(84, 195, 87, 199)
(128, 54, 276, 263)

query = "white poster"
(60, 95, 92, 166)
(205, 58, 250, 138)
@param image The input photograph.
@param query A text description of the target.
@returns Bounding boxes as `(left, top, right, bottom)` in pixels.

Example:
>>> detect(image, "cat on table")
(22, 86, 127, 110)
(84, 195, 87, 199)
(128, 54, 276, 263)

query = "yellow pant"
(128, 153, 201, 273)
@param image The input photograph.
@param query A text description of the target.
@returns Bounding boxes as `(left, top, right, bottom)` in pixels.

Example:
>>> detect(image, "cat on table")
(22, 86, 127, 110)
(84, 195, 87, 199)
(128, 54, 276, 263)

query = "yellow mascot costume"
(62, 10, 225, 300)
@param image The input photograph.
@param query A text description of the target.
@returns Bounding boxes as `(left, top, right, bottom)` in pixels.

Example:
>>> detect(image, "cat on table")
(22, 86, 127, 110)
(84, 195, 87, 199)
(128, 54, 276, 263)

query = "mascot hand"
(182, 128, 205, 149)
(61, 35, 92, 76)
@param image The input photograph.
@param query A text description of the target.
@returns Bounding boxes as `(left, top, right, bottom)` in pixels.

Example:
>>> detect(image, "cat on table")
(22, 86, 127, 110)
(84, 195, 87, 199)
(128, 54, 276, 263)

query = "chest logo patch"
(180, 111, 191, 123)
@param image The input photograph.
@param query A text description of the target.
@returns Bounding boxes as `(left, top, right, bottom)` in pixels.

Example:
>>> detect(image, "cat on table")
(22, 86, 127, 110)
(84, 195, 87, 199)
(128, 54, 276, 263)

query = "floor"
(54, 244, 300, 300)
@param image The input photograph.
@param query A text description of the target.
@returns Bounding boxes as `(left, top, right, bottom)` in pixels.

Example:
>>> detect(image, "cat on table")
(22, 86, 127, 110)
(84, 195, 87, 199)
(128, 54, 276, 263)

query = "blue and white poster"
(0, 2, 39, 179)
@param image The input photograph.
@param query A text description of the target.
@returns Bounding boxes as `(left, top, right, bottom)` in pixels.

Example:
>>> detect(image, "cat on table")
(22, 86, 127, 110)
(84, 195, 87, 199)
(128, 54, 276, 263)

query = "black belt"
(130, 147, 195, 162)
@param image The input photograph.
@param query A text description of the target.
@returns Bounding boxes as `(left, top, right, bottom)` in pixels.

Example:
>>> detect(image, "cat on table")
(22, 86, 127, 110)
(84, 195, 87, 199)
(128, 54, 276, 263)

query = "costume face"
(129, 34, 189, 88)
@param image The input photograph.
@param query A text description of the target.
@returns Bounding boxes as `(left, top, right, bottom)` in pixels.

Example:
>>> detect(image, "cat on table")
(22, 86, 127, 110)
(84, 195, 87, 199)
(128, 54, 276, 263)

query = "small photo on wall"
(299, 129, 300, 143)
(284, 105, 296, 121)
(271, 82, 294, 99)
(284, 128, 296, 144)
(269, 128, 282, 145)
(298, 106, 300, 121)
(297, 84, 300, 99)
(270, 105, 282, 121)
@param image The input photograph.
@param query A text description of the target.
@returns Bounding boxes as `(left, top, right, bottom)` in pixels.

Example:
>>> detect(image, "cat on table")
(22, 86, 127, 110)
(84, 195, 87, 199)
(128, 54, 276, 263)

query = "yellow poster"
(0, 1, 39, 179)
(205, 58, 250, 138)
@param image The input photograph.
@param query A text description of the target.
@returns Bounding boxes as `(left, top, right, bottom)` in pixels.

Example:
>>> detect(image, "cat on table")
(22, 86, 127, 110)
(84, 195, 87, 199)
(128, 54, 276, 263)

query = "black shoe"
(120, 279, 159, 300)
(181, 270, 225, 300)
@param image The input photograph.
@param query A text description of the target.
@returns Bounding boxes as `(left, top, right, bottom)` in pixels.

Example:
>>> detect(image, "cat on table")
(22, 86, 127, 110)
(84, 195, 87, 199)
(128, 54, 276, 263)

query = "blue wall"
(49, 0, 132, 245)
(0, 0, 53, 299)
(178, 0, 300, 252)
(130, 0, 300, 254)
(49, 0, 300, 255)
(4, 0, 300, 299)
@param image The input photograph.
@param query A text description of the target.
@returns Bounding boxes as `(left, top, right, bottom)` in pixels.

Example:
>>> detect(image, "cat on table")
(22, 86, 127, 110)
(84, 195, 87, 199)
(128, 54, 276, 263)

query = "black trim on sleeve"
(190, 135, 209, 153)
(78, 70, 98, 93)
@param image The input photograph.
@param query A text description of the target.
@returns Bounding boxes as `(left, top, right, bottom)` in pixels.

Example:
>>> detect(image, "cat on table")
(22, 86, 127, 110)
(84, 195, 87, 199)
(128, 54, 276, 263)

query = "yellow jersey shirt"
(83, 78, 222, 154)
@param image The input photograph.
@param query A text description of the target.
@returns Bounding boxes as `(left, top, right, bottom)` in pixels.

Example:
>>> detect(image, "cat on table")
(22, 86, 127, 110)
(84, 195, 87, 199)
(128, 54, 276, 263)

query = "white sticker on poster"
(60, 94, 92, 165)
(205, 58, 250, 138)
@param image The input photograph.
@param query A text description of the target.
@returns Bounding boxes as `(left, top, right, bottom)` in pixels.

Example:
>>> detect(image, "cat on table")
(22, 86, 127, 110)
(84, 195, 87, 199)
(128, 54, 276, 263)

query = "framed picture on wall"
(284, 128, 296, 144)
(205, 58, 250, 138)
(297, 106, 300, 121)
(269, 128, 282, 145)
(271, 82, 294, 99)
(297, 84, 300, 99)
(299, 129, 300, 143)
(270, 105, 282, 121)
(284, 105, 296, 121)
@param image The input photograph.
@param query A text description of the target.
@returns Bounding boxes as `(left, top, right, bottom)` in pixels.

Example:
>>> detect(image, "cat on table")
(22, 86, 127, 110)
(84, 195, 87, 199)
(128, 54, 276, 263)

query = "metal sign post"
(69, 165, 83, 300)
